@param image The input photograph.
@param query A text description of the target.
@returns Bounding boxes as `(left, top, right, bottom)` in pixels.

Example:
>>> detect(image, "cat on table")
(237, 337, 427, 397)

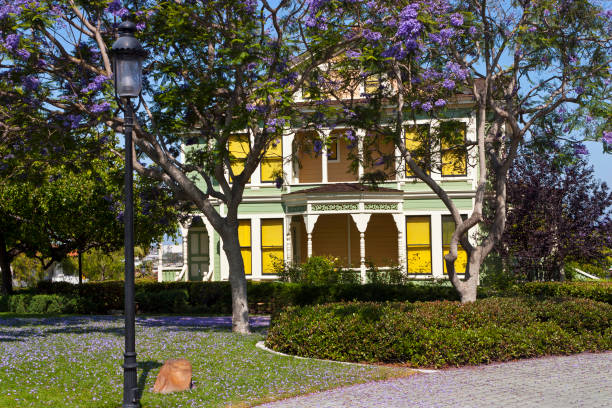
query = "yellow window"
(238, 220, 251, 275)
(229, 134, 250, 182)
(442, 215, 468, 274)
(406, 216, 431, 274)
(440, 121, 467, 176)
(405, 125, 429, 177)
(364, 75, 380, 94)
(261, 139, 283, 182)
(261, 219, 283, 274)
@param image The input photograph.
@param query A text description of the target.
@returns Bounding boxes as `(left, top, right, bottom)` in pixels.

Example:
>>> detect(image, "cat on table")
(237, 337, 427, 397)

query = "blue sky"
(585, 141, 612, 187)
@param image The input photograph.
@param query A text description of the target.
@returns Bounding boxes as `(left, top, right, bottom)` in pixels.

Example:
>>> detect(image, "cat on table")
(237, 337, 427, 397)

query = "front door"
(188, 228, 209, 281)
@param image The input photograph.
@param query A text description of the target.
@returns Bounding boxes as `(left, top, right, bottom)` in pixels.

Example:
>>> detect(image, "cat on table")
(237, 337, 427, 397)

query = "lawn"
(0, 315, 411, 408)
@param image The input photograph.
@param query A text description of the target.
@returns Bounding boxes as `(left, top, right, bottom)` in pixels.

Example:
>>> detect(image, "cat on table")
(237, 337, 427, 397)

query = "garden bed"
(265, 297, 612, 368)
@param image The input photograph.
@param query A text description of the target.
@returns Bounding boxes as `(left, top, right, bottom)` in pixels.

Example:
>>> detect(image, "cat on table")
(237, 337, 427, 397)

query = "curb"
(255, 341, 437, 373)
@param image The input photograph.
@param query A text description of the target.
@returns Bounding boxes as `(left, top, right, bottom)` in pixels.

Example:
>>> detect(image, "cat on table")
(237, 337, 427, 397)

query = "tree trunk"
(0, 233, 14, 295)
(221, 224, 250, 334)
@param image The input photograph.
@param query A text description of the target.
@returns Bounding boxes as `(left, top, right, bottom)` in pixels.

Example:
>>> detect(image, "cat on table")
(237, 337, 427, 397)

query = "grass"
(0, 315, 412, 408)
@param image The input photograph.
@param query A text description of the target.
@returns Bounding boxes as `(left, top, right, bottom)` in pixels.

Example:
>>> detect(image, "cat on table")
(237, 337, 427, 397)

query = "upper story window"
(364, 74, 381, 94)
(404, 124, 430, 177)
(440, 121, 467, 177)
(261, 139, 283, 182)
(228, 134, 250, 182)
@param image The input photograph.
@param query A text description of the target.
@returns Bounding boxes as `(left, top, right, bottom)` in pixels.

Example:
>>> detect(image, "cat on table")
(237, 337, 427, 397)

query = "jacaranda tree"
(299, 0, 611, 302)
(0, 0, 363, 332)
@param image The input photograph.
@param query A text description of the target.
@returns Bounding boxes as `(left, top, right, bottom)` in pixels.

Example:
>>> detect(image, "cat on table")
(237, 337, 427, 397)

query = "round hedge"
(265, 297, 612, 368)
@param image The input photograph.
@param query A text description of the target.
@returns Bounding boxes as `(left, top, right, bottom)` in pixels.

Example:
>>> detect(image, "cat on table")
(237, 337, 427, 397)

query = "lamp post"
(111, 20, 147, 408)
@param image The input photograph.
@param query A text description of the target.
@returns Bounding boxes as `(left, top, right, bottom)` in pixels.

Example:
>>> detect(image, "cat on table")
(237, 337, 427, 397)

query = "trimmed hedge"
(2, 294, 86, 314)
(2, 280, 609, 315)
(265, 297, 612, 368)
(507, 281, 612, 304)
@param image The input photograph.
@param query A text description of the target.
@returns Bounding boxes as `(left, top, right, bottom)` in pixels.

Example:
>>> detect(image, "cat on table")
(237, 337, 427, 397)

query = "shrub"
(365, 261, 409, 285)
(508, 281, 612, 304)
(275, 256, 360, 285)
(265, 297, 612, 368)
(135, 289, 189, 313)
(4, 294, 84, 314)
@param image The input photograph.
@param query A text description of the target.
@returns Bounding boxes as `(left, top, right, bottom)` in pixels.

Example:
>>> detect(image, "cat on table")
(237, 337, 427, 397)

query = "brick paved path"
(256, 352, 612, 408)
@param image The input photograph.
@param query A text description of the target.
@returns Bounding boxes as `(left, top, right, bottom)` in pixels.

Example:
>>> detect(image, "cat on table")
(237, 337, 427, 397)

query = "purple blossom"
(574, 86, 584, 95)
(66, 114, 82, 129)
(528, 26, 537, 32)
(442, 79, 456, 90)
(411, 100, 421, 109)
(279, 72, 298, 86)
(345, 129, 356, 141)
(363, 29, 382, 42)
(4, 34, 20, 51)
(314, 139, 323, 154)
(90, 102, 110, 113)
(81, 75, 109, 94)
(397, 18, 423, 39)
(469, 26, 477, 35)
(434, 99, 447, 108)
(16, 49, 30, 59)
(573, 143, 588, 156)
(421, 101, 433, 112)
(450, 13, 463, 27)
(105, 0, 128, 17)
(345, 49, 361, 59)
(136, 22, 146, 31)
(381, 44, 406, 59)
(430, 28, 455, 45)
(22, 75, 39, 90)
(246, 103, 256, 112)
(446, 62, 469, 80)
(603, 131, 612, 145)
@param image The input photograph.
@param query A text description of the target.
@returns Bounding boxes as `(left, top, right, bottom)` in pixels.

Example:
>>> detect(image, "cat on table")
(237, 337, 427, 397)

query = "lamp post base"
(123, 351, 139, 407)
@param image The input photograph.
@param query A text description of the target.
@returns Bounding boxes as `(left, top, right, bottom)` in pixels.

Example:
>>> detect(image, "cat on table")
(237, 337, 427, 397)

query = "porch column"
(350, 213, 371, 283)
(392, 213, 406, 272)
(303, 214, 319, 258)
(283, 131, 295, 184)
(321, 129, 331, 183)
(284, 216, 292, 265)
(357, 129, 366, 179)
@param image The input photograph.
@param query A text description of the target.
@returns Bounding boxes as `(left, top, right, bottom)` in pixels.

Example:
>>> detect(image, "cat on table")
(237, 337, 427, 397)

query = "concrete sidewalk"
(255, 352, 612, 408)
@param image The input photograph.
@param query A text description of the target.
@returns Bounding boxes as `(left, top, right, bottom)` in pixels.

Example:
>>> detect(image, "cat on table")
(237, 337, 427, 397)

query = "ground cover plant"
(266, 297, 612, 368)
(0, 315, 409, 408)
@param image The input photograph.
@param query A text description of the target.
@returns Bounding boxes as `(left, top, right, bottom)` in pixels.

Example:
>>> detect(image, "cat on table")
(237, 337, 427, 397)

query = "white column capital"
(303, 214, 319, 234)
(351, 213, 371, 233)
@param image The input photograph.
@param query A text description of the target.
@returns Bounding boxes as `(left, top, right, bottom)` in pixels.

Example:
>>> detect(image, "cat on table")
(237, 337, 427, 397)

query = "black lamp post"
(111, 20, 147, 408)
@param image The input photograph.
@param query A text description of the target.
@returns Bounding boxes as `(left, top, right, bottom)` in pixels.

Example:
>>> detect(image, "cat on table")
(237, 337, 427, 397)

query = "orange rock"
(153, 359, 193, 394)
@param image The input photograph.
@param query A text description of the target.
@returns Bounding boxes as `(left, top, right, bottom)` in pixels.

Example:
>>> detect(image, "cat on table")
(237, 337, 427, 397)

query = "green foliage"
(11, 254, 47, 288)
(135, 289, 189, 314)
(365, 261, 409, 285)
(3, 294, 84, 314)
(507, 281, 612, 304)
(16, 280, 612, 315)
(265, 297, 612, 368)
(567, 258, 612, 279)
(274, 256, 360, 285)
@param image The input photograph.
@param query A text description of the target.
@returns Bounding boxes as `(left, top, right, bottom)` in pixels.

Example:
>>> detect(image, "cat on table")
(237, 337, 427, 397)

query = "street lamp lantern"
(111, 21, 146, 98)
(110, 19, 147, 408)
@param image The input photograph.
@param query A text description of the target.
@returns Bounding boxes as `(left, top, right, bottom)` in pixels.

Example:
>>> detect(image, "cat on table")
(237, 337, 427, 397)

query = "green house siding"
(403, 198, 473, 211)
